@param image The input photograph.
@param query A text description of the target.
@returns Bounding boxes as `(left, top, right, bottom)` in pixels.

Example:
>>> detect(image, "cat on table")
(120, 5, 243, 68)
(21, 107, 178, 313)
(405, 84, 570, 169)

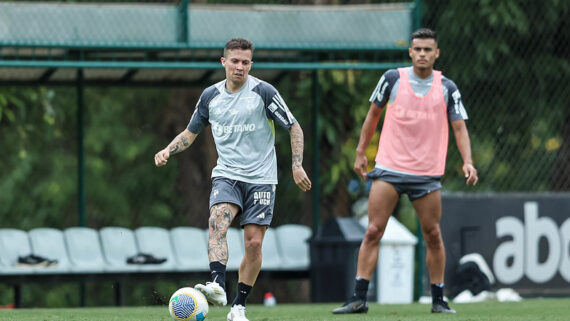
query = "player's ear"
(221, 56, 226, 67)
(435, 48, 440, 59)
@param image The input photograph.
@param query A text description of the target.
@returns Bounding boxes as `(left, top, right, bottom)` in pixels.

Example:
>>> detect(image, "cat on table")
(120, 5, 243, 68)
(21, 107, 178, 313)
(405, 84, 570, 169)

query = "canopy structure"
(0, 1, 418, 85)
(0, 0, 420, 228)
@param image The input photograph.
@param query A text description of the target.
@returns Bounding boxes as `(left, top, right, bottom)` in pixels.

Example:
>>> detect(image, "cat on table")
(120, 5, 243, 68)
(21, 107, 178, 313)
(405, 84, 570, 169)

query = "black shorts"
(367, 168, 442, 201)
(209, 177, 275, 227)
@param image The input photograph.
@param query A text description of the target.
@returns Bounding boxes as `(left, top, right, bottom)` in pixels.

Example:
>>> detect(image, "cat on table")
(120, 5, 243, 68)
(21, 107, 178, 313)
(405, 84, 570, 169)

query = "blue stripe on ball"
(172, 294, 196, 319)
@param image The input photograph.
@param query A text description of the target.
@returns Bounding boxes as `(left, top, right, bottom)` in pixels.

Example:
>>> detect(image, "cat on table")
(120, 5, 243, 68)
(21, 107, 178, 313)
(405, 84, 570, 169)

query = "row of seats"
(0, 225, 312, 275)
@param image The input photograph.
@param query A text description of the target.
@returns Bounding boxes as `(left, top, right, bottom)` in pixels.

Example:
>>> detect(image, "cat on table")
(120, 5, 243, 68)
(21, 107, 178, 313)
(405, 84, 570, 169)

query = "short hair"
(411, 28, 438, 44)
(223, 38, 254, 57)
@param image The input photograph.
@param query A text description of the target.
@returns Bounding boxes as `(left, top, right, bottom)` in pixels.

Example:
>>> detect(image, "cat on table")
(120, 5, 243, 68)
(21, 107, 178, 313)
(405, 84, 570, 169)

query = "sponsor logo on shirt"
(452, 90, 468, 119)
(370, 75, 388, 103)
(269, 108, 289, 125)
(212, 123, 256, 136)
(392, 106, 437, 120)
(268, 94, 293, 126)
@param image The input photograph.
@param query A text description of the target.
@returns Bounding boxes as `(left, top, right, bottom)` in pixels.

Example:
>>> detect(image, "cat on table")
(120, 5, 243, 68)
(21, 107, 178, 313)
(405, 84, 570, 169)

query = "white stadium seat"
(28, 227, 71, 273)
(275, 224, 312, 271)
(134, 226, 176, 272)
(170, 227, 209, 272)
(225, 228, 244, 271)
(260, 228, 283, 271)
(99, 227, 139, 272)
(64, 227, 105, 273)
(0, 229, 35, 275)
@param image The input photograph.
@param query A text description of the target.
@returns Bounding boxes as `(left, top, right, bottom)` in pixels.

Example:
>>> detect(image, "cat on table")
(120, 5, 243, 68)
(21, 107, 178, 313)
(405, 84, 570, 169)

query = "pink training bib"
(376, 68, 449, 176)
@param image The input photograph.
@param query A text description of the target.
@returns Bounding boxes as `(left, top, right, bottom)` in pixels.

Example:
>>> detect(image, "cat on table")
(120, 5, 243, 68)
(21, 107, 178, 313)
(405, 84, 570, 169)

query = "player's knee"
(364, 224, 384, 243)
(244, 237, 262, 252)
(208, 215, 229, 235)
(423, 225, 443, 247)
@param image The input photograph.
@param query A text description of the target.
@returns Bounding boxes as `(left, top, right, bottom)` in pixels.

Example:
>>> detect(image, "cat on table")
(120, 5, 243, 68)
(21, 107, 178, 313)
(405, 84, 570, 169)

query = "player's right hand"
(154, 148, 170, 167)
(353, 151, 368, 180)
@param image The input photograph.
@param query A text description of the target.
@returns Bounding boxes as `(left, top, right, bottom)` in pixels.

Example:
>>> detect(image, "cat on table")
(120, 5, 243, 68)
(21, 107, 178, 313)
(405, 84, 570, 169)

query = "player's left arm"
(444, 77, 478, 185)
(260, 81, 312, 192)
(451, 120, 478, 185)
(288, 122, 312, 192)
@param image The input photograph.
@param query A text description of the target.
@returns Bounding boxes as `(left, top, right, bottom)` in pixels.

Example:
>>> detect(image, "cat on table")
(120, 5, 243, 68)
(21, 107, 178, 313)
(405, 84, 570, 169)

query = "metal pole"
(311, 70, 320, 233)
(179, 0, 190, 44)
(412, 0, 424, 301)
(414, 217, 425, 301)
(413, 0, 422, 31)
(77, 69, 85, 227)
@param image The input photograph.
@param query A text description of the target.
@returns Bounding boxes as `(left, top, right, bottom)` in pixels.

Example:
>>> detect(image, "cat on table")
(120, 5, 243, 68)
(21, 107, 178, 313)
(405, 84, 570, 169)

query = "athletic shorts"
(209, 177, 276, 227)
(367, 168, 442, 201)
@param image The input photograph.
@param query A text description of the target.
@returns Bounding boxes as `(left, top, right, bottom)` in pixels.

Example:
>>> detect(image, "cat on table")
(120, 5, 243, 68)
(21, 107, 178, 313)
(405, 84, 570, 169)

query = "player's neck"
(412, 66, 433, 79)
(226, 78, 247, 93)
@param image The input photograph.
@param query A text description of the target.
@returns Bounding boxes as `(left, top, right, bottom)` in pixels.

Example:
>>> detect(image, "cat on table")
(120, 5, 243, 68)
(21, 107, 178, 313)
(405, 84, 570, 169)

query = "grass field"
(0, 298, 568, 321)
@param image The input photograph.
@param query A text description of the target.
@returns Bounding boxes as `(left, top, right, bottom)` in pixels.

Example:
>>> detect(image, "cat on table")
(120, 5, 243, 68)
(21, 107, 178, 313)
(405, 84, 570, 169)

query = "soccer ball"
(168, 287, 209, 321)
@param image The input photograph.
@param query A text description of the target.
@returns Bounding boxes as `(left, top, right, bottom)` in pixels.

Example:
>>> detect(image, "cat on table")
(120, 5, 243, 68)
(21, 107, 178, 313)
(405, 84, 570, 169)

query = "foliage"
(424, 0, 570, 191)
(0, 87, 184, 229)
(1, 0, 569, 309)
(0, 88, 77, 229)
(80, 88, 185, 228)
(273, 69, 386, 220)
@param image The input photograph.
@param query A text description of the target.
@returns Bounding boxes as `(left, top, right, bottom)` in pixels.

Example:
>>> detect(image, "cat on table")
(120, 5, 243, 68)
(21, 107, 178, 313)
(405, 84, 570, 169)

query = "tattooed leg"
(208, 203, 239, 264)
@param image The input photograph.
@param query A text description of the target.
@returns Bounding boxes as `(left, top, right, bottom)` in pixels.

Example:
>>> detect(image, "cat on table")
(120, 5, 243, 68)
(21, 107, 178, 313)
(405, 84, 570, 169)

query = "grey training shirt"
(188, 76, 296, 184)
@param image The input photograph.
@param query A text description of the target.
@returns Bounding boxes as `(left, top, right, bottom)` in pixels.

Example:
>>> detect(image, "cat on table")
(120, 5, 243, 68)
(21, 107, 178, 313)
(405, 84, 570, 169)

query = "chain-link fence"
(1, 0, 568, 227)
(0, 0, 568, 308)
(422, 0, 569, 192)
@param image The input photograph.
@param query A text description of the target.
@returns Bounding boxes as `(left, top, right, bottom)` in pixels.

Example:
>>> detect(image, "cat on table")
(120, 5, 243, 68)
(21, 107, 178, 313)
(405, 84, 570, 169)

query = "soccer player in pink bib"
(333, 28, 478, 315)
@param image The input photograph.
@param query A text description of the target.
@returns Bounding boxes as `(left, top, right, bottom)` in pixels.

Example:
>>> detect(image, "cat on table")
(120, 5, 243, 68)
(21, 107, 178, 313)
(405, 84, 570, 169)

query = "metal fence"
(1, 0, 568, 230)
(0, 0, 568, 308)
(422, 0, 569, 192)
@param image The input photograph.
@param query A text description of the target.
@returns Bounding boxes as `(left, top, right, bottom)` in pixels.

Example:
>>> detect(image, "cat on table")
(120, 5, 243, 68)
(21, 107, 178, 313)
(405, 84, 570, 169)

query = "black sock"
(209, 261, 226, 290)
(431, 283, 444, 302)
(353, 277, 370, 301)
(231, 282, 252, 307)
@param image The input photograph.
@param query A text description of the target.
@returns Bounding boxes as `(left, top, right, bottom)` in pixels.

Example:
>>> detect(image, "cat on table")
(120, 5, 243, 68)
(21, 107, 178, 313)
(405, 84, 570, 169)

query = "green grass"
(0, 298, 568, 321)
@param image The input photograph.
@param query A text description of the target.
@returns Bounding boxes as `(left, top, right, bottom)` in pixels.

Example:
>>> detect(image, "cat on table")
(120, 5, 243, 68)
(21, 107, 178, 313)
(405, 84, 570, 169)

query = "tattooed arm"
(289, 122, 312, 192)
(154, 129, 197, 167)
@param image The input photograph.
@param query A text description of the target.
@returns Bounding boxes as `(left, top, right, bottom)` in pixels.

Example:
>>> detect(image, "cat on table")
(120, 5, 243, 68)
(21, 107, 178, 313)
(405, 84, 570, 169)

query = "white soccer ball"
(168, 287, 209, 321)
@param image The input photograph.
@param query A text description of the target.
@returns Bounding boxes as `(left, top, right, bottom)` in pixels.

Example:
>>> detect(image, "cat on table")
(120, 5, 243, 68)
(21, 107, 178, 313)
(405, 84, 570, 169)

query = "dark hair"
(411, 28, 438, 43)
(224, 38, 254, 57)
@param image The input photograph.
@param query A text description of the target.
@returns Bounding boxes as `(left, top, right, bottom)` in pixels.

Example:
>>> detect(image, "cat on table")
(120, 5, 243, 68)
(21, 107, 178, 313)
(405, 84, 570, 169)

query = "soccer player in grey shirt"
(154, 38, 311, 321)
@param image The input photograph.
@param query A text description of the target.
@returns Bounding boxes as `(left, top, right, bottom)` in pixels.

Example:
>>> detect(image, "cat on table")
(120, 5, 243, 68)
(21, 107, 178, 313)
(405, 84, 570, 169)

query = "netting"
(1, 0, 568, 232)
(1, 0, 569, 308)
(422, 0, 570, 192)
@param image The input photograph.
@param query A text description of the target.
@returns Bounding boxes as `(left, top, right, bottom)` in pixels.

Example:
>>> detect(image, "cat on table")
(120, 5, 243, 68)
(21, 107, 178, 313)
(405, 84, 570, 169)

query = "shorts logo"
(253, 191, 271, 205)
(257, 212, 265, 220)
(213, 189, 219, 198)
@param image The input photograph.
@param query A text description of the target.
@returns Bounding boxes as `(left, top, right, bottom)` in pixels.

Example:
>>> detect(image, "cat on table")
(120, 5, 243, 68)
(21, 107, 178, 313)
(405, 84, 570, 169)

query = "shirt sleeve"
(254, 81, 296, 130)
(187, 86, 219, 134)
(369, 69, 399, 108)
(442, 77, 469, 122)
